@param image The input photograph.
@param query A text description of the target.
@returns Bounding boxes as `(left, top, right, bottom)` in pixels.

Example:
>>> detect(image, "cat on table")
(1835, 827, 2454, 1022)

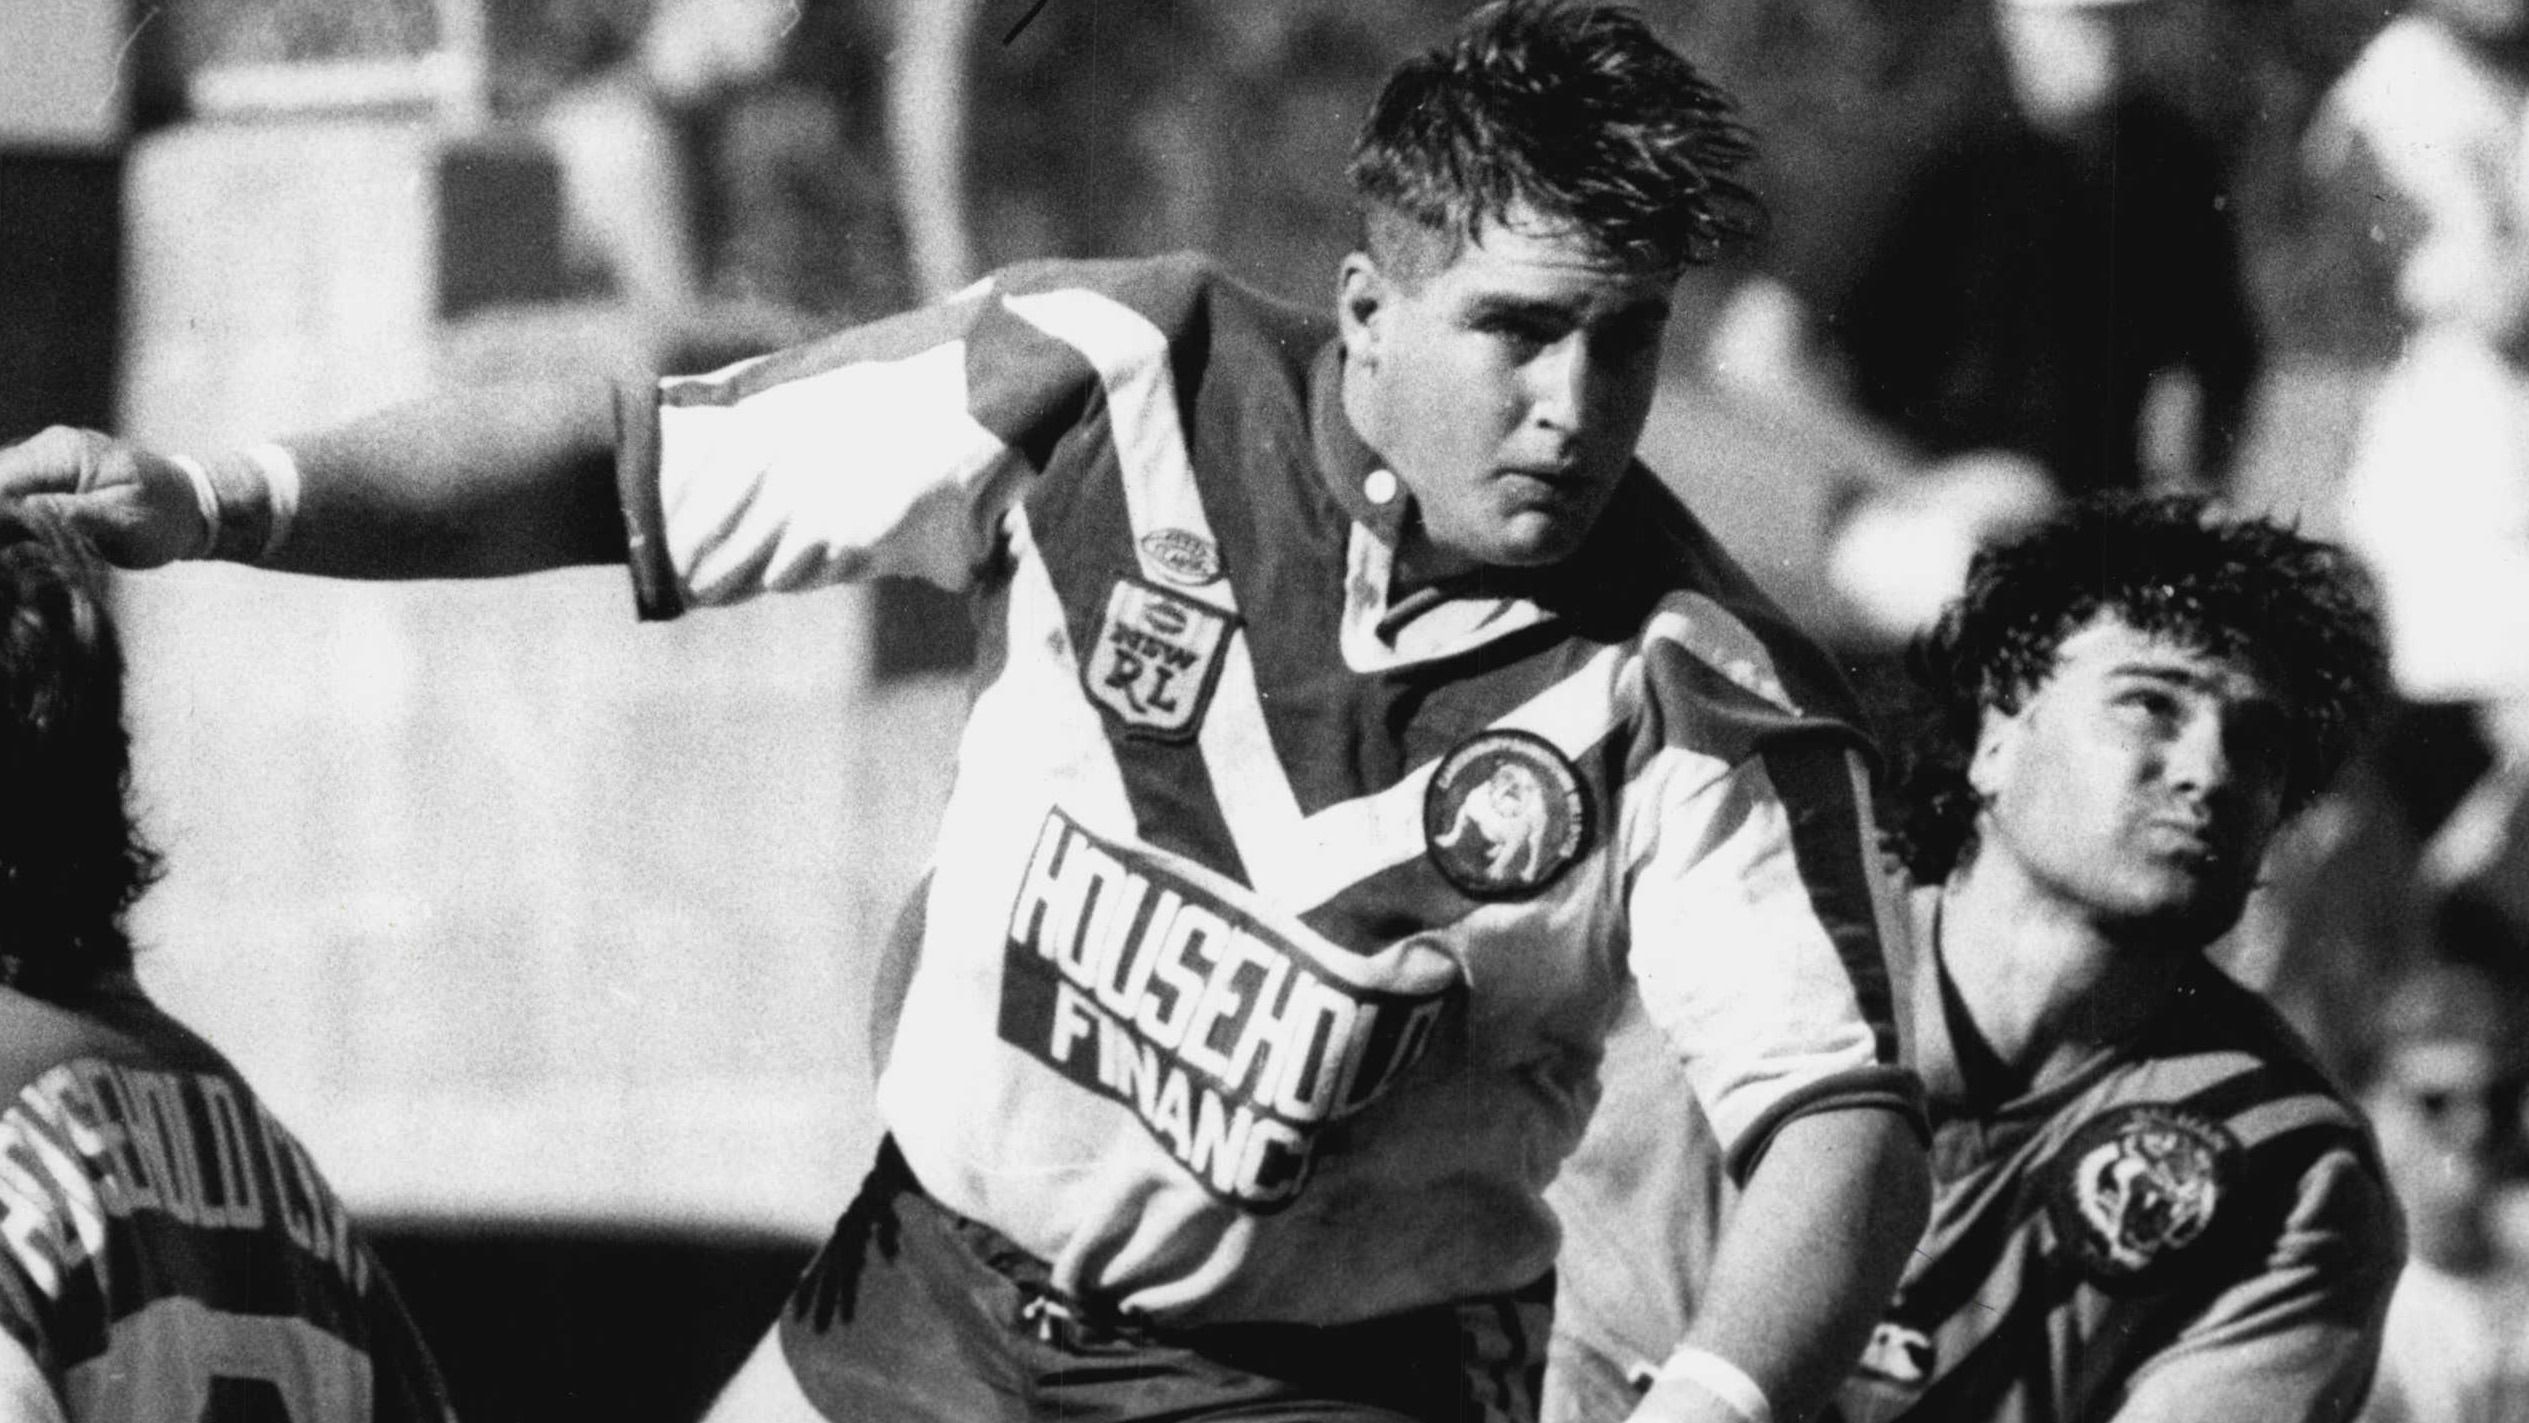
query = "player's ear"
(1337, 252, 1390, 369)
(1968, 705, 2021, 804)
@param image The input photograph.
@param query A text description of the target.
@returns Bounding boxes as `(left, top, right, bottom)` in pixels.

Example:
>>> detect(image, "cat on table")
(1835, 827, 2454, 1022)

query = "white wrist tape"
(241, 442, 302, 561)
(168, 454, 221, 559)
(1656, 1346, 1773, 1423)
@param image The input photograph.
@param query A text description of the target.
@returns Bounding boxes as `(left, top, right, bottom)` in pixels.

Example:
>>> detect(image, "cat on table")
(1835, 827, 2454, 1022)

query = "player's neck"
(1934, 859, 2184, 1090)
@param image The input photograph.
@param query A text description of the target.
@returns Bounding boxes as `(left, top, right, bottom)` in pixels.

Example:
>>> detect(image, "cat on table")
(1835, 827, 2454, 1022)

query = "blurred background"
(4, 0, 2524, 1416)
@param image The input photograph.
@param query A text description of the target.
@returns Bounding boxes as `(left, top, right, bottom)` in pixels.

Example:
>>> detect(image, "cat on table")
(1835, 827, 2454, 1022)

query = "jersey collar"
(1308, 339, 1412, 548)
(1308, 341, 1570, 666)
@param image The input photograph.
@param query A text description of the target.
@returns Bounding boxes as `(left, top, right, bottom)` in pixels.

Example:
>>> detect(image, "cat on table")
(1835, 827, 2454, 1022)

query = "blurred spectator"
(2357, 960, 2529, 1423)
(701, 0, 914, 321)
(1716, 0, 2258, 652)
(2310, 0, 2529, 977)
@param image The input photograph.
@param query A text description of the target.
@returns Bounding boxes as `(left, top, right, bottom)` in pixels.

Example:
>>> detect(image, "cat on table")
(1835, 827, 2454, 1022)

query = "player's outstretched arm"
(0, 1327, 67, 1423)
(0, 375, 626, 579)
(1628, 1105, 1929, 1423)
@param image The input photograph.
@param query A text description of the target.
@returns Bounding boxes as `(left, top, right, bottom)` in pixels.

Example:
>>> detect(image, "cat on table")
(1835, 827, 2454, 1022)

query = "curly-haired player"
(0, 507, 455, 1423)
(1551, 495, 2403, 1423)
(0, 6, 1932, 1421)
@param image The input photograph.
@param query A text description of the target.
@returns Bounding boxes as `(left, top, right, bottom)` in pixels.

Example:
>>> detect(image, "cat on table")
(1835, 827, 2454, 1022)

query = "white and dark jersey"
(615, 253, 1922, 1326)
(0, 980, 454, 1423)
(1834, 893, 2402, 1423)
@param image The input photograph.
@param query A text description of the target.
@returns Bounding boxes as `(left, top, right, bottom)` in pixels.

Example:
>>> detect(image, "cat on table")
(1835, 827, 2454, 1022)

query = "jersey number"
(64, 1298, 370, 1423)
(202, 1374, 297, 1423)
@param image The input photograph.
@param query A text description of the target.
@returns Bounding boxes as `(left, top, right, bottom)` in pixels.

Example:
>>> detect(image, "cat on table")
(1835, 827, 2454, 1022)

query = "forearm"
(1630, 1106, 1929, 1423)
(268, 376, 627, 579)
(0, 1329, 65, 1423)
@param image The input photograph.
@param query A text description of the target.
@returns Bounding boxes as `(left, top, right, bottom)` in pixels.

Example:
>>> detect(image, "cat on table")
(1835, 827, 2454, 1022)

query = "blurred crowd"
(71, 0, 2529, 1413)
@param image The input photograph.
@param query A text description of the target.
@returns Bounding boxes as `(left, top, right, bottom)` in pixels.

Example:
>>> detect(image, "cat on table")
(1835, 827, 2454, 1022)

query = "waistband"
(871, 1136, 1554, 1355)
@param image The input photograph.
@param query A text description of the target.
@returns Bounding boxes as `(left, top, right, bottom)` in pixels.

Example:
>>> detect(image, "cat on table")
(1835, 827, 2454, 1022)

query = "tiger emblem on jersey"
(2049, 1103, 2238, 1291)
(1423, 730, 1591, 899)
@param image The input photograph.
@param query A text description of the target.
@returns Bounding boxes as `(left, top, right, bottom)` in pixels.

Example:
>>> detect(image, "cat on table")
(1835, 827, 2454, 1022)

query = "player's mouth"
(2141, 815, 2234, 868)
(1495, 459, 1597, 497)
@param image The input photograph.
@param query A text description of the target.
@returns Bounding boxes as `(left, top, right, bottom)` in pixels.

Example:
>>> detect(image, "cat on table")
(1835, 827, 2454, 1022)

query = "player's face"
(1995, 4, 2127, 130)
(2366, 1037, 2524, 1266)
(1338, 212, 1675, 576)
(1967, 616, 2288, 949)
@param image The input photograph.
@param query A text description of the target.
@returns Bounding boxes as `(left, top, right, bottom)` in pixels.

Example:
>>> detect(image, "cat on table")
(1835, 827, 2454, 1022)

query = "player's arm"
(1629, 1104, 1927, 1423)
(2103, 1148, 2402, 1423)
(1618, 705, 1930, 1423)
(0, 1324, 65, 1423)
(0, 376, 624, 579)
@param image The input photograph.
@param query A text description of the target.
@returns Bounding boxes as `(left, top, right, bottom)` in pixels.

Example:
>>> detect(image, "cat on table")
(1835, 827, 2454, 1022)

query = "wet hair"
(1890, 494, 2388, 883)
(0, 503, 157, 990)
(1347, 0, 1764, 276)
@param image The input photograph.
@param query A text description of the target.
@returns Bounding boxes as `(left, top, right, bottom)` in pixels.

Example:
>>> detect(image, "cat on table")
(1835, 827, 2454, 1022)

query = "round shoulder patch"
(2047, 1102, 2239, 1293)
(1422, 730, 1593, 900)
(1139, 528, 1222, 586)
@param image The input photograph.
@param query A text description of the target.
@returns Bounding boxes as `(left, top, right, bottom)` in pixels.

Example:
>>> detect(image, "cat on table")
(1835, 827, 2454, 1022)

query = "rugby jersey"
(0, 980, 454, 1423)
(1834, 891, 2402, 1423)
(614, 252, 1923, 1325)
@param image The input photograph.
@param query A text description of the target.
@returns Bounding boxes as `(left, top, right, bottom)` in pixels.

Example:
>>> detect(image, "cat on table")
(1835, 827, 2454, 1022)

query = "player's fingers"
(15, 491, 154, 570)
(0, 428, 210, 569)
(0, 425, 111, 498)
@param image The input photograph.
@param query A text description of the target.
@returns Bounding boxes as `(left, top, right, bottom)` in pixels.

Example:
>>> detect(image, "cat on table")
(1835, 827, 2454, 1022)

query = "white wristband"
(241, 442, 302, 561)
(168, 454, 221, 559)
(1656, 1346, 1773, 1423)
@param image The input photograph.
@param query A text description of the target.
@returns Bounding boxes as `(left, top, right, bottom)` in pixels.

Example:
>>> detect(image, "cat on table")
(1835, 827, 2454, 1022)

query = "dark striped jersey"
(0, 979, 454, 1423)
(1834, 891, 2402, 1423)
(614, 253, 1924, 1326)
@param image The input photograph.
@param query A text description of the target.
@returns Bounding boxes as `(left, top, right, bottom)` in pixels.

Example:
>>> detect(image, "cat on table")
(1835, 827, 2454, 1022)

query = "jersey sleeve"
(1619, 636, 1924, 1181)
(617, 260, 1162, 618)
(2109, 1146, 2403, 1423)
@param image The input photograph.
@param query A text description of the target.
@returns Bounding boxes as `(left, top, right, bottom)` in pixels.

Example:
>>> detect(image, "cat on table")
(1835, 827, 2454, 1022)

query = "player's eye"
(1474, 311, 1562, 352)
(1596, 315, 1666, 360)
(2113, 687, 2181, 725)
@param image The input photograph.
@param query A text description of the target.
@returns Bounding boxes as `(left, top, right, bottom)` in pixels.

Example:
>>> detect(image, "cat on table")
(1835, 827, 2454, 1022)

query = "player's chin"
(2111, 874, 2255, 950)
(1482, 503, 1598, 568)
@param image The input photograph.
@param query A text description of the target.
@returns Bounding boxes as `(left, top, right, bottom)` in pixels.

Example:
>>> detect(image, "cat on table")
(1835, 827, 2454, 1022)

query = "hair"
(1347, 0, 1765, 275)
(1889, 494, 2389, 883)
(0, 502, 157, 991)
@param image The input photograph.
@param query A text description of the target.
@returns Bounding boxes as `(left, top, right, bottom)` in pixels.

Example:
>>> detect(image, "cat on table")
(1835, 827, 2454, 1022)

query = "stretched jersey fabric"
(1833, 892, 2402, 1423)
(614, 252, 1922, 1326)
(0, 979, 454, 1423)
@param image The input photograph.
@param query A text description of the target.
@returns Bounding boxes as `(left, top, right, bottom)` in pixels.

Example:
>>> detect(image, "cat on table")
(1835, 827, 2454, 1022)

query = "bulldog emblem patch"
(1083, 578, 1235, 741)
(1422, 730, 1592, 899)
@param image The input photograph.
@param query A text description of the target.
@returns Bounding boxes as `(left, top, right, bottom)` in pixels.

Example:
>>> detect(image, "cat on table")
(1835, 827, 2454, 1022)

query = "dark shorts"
(775, 1140, 1552, 1422)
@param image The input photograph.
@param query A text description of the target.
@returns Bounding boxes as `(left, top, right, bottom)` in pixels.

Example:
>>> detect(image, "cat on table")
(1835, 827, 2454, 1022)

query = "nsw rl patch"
(2047, 1102, 2239, 1294)
(1422, 730, 1593, 899)
(1084, 578, 1235, 741)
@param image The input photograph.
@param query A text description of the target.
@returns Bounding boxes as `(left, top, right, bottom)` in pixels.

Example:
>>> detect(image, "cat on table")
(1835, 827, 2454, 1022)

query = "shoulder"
(2055, 970, 2396, 1279)
(0, 982, 228, 1100)
(0, 986, 135, 1098)
(989, 252, 1331, 351)
(1610, 474, 1869, 750)
(2156, 963, 2358, 1110)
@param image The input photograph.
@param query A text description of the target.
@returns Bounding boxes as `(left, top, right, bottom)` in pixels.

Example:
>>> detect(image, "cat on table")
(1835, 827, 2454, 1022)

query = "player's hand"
(0, 426, 208, 568)
(1623, 1373, 1770, 1423)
